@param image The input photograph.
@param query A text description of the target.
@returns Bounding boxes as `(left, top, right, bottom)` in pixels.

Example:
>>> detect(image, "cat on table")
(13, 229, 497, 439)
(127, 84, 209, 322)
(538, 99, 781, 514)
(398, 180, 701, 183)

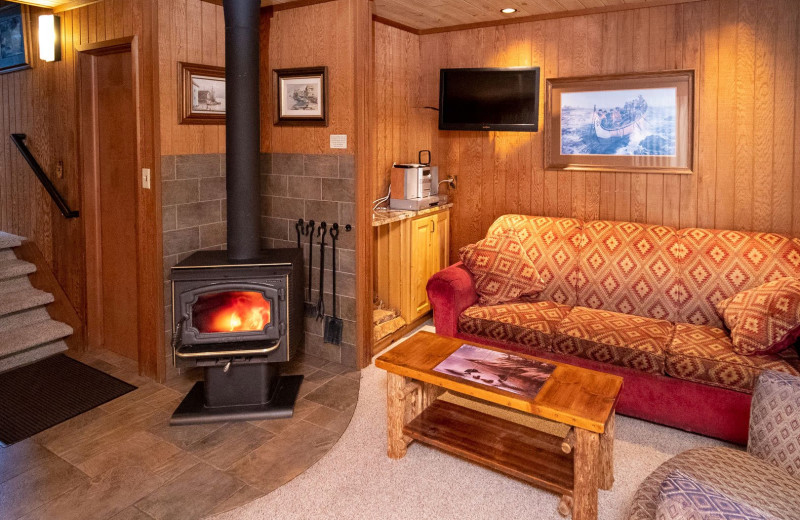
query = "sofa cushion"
(458, 300, 572, 351)
(665, 324, 800, 393)
(656, 469, 779, 520)
(628, 447, 800, 520)
(486, 215, 584, 306)
(716, 277, 800, 355)
(677, 228, 800, 328)
(458, 232, 545, 306)
(552, 307, 672, 375)
(749, 370, 800, 478)
(576, 220, 687, 322)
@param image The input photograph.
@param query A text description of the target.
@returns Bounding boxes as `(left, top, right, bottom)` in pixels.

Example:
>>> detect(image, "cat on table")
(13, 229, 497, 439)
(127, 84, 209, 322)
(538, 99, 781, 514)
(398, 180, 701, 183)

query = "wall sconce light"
(38, 14, 61, 62)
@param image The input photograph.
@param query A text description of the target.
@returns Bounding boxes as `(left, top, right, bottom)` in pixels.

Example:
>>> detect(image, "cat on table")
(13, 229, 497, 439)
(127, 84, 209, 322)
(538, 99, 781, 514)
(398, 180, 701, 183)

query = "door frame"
(77, 36, 165, 380)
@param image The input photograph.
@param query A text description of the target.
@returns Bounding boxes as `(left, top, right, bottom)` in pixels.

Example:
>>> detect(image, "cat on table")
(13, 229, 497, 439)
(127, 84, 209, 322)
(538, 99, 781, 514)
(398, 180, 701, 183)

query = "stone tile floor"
(0, 348, 360, 520)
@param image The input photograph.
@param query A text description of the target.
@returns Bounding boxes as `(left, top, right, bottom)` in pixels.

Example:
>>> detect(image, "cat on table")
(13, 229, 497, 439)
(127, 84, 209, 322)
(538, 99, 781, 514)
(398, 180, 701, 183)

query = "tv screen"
(439, 67, 540, 132)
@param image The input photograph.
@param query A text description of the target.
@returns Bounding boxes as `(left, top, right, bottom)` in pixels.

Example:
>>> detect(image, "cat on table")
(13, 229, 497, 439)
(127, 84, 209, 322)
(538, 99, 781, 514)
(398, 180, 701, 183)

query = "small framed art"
(179, 62, 225, 125)
(273, 66, 328, 126)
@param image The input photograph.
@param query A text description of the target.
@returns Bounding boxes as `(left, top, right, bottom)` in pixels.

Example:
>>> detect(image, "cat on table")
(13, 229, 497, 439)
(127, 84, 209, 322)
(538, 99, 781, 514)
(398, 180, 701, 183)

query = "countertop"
(372, 203, 453, 227)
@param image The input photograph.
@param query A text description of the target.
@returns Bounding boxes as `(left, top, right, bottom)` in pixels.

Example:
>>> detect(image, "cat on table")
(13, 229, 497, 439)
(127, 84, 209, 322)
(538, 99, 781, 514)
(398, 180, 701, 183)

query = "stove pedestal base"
(170, 374, 303, 426)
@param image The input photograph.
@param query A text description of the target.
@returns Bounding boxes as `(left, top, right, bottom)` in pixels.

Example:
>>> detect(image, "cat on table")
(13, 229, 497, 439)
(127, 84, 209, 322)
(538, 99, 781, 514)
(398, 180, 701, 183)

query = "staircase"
(0, 232, 73, 373)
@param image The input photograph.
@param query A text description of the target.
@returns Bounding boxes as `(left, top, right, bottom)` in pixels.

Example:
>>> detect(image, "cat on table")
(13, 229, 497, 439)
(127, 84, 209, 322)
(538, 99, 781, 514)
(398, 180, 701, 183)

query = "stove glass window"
(192, 291, 271, 333)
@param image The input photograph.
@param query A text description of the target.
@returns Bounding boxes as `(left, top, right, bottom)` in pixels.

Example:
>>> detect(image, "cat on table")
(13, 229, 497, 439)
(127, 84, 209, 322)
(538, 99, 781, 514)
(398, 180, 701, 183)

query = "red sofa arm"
(426, 262, 478, 337)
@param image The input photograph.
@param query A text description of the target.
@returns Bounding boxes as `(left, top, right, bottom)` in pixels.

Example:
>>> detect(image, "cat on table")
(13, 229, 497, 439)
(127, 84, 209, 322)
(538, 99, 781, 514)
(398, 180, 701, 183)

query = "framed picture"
(0, 2, 31, 75)
(545, 70, 695, 174)
(273, 66, 328, 126)
(179, 62, 225, 125)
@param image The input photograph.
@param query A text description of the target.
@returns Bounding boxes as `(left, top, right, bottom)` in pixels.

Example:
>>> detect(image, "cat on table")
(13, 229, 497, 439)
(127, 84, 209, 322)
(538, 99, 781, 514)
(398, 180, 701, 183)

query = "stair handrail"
(10, 134, 79, 219)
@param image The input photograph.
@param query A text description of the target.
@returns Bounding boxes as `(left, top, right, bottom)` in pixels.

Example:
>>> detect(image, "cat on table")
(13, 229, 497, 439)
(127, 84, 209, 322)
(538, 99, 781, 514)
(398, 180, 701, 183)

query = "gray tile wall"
(161, 154, 227, 352)
(160, 152, 357, 368)
(260, 153, 357, 367)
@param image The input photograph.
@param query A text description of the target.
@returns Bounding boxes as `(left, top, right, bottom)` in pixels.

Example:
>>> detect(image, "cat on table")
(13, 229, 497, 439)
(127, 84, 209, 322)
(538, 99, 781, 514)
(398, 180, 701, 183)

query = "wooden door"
(409, 215, 433, 319)
(79, 46, 140, 360)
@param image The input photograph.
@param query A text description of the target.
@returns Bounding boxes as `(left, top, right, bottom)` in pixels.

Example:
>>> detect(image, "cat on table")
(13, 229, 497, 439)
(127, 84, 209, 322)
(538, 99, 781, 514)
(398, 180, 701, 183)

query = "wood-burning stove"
(169, 250, 304, 425)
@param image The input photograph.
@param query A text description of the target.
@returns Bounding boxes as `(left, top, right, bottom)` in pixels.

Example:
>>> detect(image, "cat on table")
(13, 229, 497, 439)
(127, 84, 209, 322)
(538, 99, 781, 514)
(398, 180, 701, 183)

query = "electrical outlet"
(142, 168, 151, 189)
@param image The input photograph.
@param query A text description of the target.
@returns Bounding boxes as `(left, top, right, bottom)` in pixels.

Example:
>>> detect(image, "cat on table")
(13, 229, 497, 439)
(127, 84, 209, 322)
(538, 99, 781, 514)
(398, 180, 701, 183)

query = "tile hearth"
(0, 349, 359, 520)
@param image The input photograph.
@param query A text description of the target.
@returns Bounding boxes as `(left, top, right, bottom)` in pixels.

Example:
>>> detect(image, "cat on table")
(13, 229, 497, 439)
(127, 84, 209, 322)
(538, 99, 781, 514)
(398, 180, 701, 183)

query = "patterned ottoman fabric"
(552, 307, 673, 375)
(666, 324, 800, 393)
(656, 470, 779, 520)
(677, 228, 800, 329)
(486, 215, 585, 306)
(748, 371, 800, 477)
(627, 447, 800, 520)
(716, 277, 800, 355)
(458, 232, 545, 306)
(458, 300, 573, 352)
(576, 220, 686, 322)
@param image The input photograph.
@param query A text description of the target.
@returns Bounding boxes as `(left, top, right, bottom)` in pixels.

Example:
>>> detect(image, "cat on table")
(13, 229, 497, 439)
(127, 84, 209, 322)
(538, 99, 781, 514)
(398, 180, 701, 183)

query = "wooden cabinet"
(373, 206, 451, 332)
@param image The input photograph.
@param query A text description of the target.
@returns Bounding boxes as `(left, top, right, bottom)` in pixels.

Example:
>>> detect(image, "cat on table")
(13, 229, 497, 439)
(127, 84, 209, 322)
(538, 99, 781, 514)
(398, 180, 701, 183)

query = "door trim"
(77, 35, 165, 380)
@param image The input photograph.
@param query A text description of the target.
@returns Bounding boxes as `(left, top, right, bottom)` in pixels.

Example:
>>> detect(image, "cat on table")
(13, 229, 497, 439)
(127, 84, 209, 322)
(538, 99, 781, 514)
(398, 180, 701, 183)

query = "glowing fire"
(193, 291, 271, 333)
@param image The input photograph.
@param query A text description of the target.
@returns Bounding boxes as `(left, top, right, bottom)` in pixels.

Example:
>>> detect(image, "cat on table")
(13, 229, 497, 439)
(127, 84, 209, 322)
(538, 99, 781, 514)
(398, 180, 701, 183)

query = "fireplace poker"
(305, 220, 316, 317)
(295, 218, 305, 249)
(316, 222, 328, 321)
(323, 223, 343, 345)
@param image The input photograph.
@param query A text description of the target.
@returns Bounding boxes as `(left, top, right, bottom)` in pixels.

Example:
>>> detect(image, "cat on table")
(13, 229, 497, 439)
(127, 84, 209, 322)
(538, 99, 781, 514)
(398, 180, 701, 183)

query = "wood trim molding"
(52, 0, 104, 14)
(75, 36, 136, 55)
(354, 0, 374, 368)
(14, 241, 86, 352)
(200, 0, 337, 10)
(372, 15, 420, 35)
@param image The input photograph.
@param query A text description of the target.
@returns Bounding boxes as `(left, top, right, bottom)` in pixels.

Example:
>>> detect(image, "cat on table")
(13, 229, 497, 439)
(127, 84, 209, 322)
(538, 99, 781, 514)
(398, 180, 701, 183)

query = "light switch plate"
(142, 168, 151, 189)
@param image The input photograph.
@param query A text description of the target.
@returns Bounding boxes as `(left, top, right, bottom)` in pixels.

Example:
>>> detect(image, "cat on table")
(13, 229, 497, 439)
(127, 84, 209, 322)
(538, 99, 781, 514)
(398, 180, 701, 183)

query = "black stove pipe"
(223, 0, 261, 261)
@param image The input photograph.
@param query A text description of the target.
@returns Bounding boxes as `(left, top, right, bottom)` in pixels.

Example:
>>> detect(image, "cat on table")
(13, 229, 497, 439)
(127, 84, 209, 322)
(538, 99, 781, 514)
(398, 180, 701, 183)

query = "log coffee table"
(375, 331, 623, 520)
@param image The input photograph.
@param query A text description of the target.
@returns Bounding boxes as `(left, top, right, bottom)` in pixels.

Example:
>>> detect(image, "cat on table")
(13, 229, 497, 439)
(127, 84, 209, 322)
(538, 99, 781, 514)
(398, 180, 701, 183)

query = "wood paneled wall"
(158, 0, 226, 156)
(261, 0, 355, 154)
(0, 0, 160, 331)
(375, 0, 800, 262)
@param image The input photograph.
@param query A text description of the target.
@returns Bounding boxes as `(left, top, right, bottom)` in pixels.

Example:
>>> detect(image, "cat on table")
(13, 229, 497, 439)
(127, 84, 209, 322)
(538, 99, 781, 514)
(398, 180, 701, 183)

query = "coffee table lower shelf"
(403, 399, 574, 497)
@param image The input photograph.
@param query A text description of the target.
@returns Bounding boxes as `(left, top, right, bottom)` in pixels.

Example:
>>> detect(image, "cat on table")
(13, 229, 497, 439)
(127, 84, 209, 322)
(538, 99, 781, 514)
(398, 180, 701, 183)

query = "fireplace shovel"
(324, 223, 343, 345)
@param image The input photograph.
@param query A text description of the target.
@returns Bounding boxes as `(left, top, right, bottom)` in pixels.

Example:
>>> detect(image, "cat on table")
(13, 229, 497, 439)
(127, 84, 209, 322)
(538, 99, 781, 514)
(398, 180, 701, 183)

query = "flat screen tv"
(439, 67, 540, 132)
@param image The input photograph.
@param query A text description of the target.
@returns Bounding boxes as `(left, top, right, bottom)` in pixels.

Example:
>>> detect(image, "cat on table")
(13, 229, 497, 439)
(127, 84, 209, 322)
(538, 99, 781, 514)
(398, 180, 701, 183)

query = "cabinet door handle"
(431, 220, 435, 233)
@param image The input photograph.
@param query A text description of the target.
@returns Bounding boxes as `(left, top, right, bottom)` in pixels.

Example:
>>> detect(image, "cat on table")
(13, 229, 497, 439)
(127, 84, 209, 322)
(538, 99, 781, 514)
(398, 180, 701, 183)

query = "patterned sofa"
(426, 215, 800, 443)
(627, 370, 800, 520)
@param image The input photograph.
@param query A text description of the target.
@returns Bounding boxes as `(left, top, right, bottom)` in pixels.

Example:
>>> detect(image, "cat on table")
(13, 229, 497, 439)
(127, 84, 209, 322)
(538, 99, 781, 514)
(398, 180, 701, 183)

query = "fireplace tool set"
(295, 218, 350, 345)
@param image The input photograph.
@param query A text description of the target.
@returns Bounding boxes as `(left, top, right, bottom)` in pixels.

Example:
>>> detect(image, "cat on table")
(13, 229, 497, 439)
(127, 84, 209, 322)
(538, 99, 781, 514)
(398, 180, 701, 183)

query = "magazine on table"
(433, 344, 556, 399)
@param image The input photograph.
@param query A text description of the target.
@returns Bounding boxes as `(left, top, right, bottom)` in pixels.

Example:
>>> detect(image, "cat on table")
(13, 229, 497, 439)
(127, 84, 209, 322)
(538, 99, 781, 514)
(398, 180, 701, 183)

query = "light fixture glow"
(38, 14, 61, 62)
(500, 8, 517, 13)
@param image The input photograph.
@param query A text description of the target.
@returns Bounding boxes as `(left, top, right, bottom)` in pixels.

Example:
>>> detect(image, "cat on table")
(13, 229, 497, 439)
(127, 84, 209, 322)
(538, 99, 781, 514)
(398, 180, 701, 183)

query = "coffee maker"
(389, 150, 443, 211)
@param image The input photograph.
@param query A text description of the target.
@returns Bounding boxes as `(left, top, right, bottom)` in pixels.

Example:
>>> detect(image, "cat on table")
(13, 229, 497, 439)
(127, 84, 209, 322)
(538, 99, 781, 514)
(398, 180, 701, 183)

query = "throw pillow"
(716, 277, 800, 355)
(459, 232, 545, 306)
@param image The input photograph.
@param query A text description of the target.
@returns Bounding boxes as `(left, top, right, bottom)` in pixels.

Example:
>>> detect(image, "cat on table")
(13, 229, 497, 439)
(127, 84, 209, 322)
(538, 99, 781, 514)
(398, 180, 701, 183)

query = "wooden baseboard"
(14, 240, 86, 353)
(372, 312, 431, 356)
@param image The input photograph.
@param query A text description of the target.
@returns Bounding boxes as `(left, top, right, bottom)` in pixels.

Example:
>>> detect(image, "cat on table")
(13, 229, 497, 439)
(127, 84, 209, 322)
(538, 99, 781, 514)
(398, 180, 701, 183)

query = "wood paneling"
(158, 0, 225, 155)
(261, 0, 355, 154)
(0, 0, 163, 379)
(374, 0, 800, 263)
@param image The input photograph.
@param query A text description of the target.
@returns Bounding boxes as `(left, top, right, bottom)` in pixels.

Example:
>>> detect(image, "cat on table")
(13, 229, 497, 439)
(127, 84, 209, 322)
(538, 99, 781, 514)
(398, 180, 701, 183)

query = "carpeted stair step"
(0, 288, 54, 318)
(0, 231, 24, 250)
(0, 340, 68, 374)
(0, 259, 36, 282)
(0, 319, 73, 361)
(0, 307, 50, 333)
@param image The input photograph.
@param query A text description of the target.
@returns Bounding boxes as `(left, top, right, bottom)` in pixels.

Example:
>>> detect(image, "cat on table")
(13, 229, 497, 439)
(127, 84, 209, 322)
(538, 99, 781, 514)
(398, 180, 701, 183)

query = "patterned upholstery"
(666, 324, 800, 393)
(458, 300, 572, 352)
(552, 307, 673, 375)
(656, 470, 779, 520)
(627, 447, 800, 520)
(748, 371, 800, 477)
(576, 220, 687, 322)
(486, 215, 584, 306)
(458, 232, 545, 306)
(677, 229, 800, 328)
(717, 277, 800, 355)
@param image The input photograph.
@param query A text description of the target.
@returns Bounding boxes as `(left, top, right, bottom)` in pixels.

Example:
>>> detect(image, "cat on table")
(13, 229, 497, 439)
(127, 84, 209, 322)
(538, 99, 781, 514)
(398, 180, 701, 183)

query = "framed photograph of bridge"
(545, 70, 695, 174)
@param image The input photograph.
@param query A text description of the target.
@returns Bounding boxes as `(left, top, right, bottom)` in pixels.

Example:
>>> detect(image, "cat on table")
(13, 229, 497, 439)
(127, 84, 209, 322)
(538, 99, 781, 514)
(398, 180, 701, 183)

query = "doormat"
(0, 354, 136, 446)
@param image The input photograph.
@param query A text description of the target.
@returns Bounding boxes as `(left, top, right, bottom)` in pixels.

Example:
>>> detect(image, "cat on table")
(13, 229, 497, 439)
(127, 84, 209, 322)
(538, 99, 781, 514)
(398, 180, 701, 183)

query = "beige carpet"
(212, 326, 731, 520)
